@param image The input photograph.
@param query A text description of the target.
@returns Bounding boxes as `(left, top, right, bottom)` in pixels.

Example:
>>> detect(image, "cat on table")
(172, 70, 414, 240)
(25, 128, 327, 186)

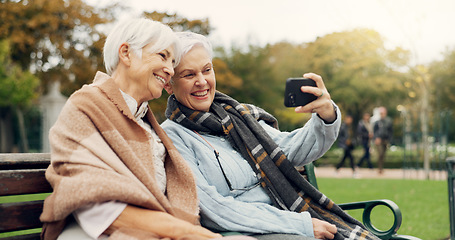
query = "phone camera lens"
(288, 93, 295, 105)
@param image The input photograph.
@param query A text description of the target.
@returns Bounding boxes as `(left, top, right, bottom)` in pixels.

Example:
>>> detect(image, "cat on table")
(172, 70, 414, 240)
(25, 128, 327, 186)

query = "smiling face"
(166, 46, 216, 112)
(127, 42, 175, 103)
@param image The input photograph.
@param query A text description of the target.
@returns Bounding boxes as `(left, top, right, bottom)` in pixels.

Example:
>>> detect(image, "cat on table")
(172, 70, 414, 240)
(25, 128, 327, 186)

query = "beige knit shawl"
(40, 72, 199, 239)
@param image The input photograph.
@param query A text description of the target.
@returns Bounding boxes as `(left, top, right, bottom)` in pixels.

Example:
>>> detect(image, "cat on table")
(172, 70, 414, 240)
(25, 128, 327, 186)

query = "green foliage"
(429, 48, 455, 140)
(218, 29, 412, 130)
(304, 29, 409, 119)
(221, 44, 277, 111)
(430, 48, 455, 110)
(142, 11, 212, 35)
(318, 178, 449, 240)
(0, 40, 39, 108)
(0, 0, 120, 95)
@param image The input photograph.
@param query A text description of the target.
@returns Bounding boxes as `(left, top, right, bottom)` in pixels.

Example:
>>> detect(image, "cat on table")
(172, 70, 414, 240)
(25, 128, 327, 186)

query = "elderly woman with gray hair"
(39, 18, 252, 240)
(162, 32, 380, 240)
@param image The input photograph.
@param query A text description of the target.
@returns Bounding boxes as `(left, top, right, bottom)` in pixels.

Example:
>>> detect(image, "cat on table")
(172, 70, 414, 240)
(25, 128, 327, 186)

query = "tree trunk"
(0, 108, 15, 153)
(16, 107, 29, 153)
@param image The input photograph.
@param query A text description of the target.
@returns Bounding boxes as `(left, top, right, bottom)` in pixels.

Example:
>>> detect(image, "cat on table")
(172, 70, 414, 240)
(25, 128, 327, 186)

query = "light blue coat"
(161, 110, 341, 237)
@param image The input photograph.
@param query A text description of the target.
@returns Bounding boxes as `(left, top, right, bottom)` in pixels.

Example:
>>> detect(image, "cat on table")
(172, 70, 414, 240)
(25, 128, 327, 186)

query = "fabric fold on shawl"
(165, 91, 379, 240)
(40, 71, 200, 240)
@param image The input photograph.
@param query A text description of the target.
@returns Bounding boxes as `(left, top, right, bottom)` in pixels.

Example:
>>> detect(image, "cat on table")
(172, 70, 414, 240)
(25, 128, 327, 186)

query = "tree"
(429, 48, 455, 139)
(0, 40, 39, 152)
(220, 44, 277, 110)
(303, 29, 410, 122)
(142, 11, 212, 35)
(0, 0, 121, 95)
(430, 48, 455, 113)
(0, 0, 122, 152)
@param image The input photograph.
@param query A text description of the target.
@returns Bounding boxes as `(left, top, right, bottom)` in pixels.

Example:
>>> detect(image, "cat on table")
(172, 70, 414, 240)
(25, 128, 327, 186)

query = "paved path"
(314, 166, 447, 181)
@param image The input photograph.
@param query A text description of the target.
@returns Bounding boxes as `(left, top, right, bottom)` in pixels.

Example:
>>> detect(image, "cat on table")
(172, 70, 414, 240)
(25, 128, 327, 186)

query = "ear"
(118, 43, 132, 67)
(164, 82, 173, 94)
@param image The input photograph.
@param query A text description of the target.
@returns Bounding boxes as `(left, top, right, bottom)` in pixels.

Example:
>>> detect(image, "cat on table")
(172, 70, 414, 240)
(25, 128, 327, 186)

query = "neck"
(111, 70, 144, 104)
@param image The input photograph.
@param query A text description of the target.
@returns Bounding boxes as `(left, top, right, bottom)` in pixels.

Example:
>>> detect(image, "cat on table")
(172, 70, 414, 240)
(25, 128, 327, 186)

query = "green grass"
(318, 178, 450, 240)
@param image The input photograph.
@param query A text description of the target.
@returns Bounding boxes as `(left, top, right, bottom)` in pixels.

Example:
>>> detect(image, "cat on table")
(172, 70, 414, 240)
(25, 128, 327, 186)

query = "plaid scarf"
(166, 92, 379, 240)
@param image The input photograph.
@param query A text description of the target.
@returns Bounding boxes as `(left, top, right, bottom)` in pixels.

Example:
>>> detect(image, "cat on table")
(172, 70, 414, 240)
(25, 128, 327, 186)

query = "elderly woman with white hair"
(39, 18, 242, 240)
(162, 32, 380, 240)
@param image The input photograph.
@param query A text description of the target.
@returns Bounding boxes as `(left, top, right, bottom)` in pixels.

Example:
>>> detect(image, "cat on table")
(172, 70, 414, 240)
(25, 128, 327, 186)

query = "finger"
(300, 86, 325, 98)
(303, 72, 326, 89)
(323, 231, 335, 240)
(294, 105, 313, 114)
(193, 225, 222, 239)
(294, 103, 318, 114)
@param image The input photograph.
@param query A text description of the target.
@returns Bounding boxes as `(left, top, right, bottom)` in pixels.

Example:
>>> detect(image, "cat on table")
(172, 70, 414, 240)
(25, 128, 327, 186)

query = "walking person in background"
(373, 106, 393, 175)
(335, 115, 357, 178)
(356, 112, 373, 169)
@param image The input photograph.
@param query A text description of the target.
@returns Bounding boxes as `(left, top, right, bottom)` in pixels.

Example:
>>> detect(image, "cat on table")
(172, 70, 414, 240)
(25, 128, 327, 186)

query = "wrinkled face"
(166, 46, 216, 112)
(128, 43, 175, 102)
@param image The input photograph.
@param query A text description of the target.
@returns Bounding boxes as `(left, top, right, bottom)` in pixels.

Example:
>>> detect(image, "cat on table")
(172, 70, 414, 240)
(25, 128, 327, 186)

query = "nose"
(164, 60, 174, 77)
(195, 72, 207, 85)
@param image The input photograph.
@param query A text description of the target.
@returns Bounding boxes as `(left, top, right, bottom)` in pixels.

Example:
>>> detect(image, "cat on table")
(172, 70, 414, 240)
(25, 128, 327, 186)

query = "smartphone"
(284, 78, 317, 107)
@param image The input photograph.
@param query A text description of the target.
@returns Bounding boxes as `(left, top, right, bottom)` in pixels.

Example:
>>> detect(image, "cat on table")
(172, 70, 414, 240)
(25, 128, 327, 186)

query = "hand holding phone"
(284, 78, 317, 107)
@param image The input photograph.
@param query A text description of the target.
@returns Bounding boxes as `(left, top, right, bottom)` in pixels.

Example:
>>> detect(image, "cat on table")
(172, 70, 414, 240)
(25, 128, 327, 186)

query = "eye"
(158, 53, 166, 59)
(181, 72, 195, 78)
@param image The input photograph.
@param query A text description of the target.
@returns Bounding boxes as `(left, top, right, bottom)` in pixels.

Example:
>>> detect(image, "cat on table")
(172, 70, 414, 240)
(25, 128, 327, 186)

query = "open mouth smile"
(191, 90, 208, 97)
(155, 74, 166, 84)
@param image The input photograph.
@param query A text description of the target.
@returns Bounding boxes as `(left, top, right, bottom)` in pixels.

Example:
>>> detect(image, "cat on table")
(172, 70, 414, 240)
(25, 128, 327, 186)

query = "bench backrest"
(0, 153, 51, 239)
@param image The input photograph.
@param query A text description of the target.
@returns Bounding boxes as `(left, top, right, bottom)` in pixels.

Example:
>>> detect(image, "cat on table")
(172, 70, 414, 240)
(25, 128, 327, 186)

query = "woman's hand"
(294, 73, 336, 123)
(106, 205, 222, 239)
(312, 218, 337, 239)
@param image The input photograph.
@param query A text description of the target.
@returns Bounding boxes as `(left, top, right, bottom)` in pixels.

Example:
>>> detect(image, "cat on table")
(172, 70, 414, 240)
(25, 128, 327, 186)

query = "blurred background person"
(335, 115, 357, 178)
(356, 112, 373, 169)
(373, 106, 393, 175)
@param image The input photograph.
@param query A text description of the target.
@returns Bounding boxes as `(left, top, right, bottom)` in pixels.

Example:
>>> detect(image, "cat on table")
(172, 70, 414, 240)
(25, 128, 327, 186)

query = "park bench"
(0, 153, 420, 240)
(0, 153, 51, 240)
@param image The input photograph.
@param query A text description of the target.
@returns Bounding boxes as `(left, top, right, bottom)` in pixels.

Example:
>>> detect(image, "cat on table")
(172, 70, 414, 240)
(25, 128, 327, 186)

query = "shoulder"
(71, 72, 111, 99)
(161, 120, 194, 138)
(161, 119, 182, 130)
(68, 84, 115, 115)
(65, 84, 101, 109)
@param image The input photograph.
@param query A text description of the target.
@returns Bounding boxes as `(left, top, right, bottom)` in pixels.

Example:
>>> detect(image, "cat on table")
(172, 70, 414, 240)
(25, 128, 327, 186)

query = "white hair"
(103, 18, 181, 75)
(175, 32, 213, 62)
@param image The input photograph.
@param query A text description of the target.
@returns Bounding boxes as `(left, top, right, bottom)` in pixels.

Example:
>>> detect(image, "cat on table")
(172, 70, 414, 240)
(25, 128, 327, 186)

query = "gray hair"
(103, 18, 181, 75)
(175, 32, 213, 62)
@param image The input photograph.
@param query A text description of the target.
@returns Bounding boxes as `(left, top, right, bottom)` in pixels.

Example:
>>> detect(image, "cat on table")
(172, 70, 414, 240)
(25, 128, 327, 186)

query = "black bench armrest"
(338, 199, 401, 239)
(338, 200, 421, 240)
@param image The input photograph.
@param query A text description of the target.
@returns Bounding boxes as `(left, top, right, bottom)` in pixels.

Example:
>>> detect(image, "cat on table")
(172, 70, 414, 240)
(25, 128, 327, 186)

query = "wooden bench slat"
(0, 200, 44, 233)
(0, 153, 50, 171)
(0, 170, 52, 196)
